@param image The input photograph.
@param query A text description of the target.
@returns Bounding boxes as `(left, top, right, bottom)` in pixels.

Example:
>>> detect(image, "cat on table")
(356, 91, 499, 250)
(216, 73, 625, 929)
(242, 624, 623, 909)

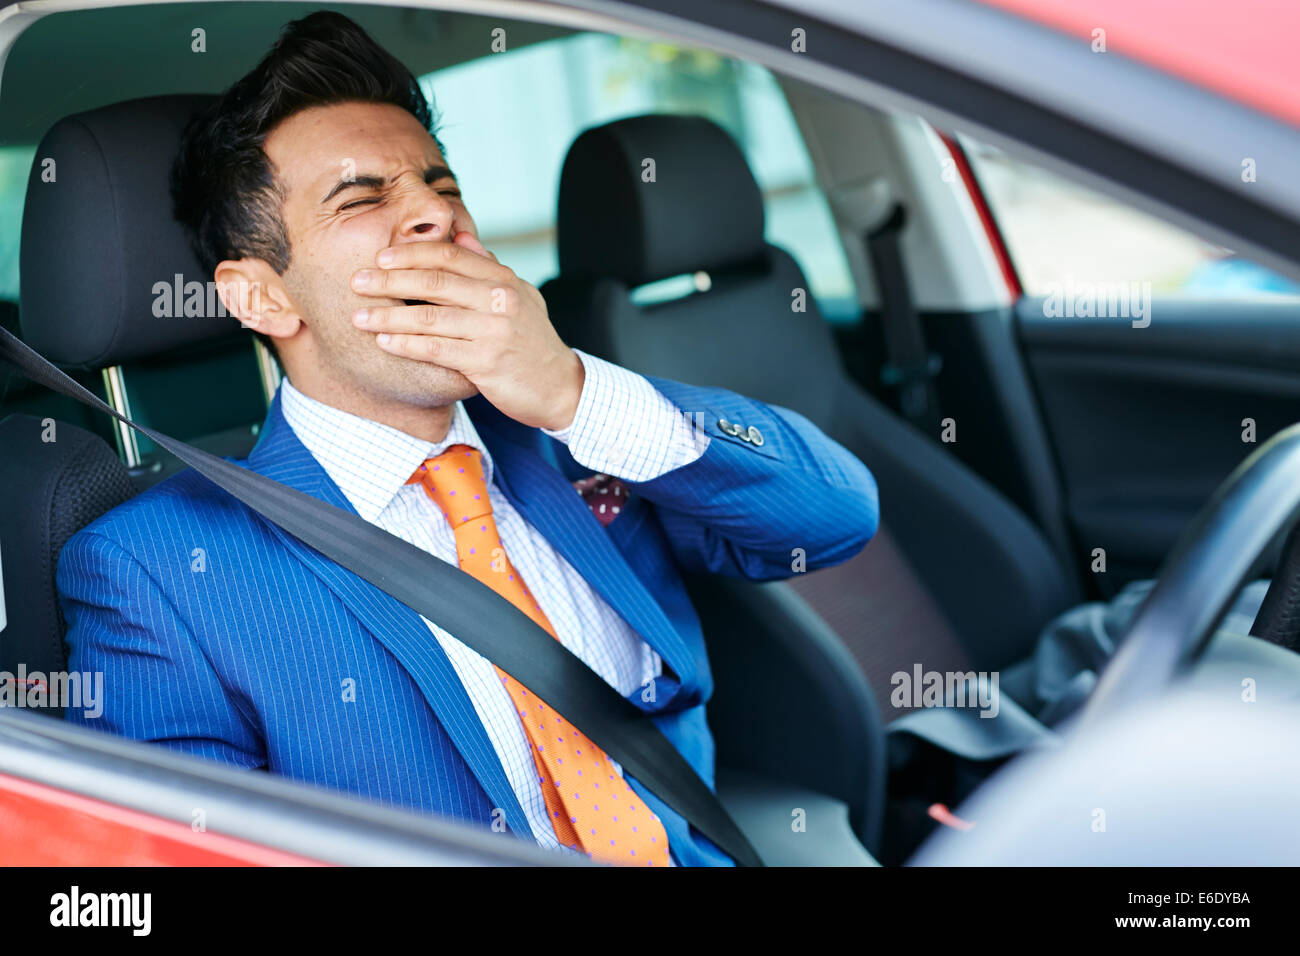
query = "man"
(57, 12, 879, 867)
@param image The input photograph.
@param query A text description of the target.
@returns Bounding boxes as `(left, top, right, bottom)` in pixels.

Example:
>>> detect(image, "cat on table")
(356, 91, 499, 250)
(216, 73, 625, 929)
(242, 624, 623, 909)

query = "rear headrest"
(19, 94, 239, 368)
(557, 114, 766, 287)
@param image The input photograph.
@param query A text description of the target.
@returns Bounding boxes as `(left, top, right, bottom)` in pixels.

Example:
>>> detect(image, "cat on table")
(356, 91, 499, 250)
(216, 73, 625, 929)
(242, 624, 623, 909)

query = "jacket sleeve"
(622, 375, 879, 581)
(58, 528, 265, 770)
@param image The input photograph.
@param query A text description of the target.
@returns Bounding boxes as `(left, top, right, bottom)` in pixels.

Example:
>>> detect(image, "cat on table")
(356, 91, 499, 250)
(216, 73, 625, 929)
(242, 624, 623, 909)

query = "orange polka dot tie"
(407, 444, 671, 866)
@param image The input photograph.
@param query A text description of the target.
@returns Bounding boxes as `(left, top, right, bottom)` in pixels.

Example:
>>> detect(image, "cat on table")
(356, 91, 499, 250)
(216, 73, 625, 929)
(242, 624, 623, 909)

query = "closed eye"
(341, 188, 460, 212)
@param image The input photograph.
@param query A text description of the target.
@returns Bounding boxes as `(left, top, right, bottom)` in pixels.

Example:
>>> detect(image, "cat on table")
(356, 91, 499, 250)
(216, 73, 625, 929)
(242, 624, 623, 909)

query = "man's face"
(263, 99, 479, 407)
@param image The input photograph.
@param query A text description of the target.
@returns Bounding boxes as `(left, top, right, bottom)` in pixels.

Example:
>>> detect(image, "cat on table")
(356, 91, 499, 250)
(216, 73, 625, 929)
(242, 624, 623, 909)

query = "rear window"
(0, 145, 34, 301)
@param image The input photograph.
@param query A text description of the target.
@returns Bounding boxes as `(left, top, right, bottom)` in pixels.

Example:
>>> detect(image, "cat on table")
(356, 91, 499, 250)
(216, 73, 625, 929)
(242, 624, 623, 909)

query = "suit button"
(718, 418, 744, 437)
(717, 418, 732, 434)
(747, 426, 763, 446)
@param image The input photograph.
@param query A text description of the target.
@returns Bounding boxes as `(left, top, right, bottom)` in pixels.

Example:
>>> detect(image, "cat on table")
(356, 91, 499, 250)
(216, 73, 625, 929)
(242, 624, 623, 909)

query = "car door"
(962, 141, 1300, 595)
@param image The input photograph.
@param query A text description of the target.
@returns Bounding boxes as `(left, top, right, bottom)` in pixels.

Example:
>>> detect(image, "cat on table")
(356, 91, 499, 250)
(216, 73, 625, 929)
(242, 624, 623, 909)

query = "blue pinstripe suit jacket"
(58, 375, 878, 866)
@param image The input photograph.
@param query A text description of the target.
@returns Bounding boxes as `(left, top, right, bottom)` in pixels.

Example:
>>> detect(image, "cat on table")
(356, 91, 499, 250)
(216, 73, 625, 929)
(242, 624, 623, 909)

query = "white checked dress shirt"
(279, 348, 708, 858)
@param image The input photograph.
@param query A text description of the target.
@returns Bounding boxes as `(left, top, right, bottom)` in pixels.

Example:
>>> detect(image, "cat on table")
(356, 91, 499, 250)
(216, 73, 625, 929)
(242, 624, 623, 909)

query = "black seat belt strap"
(866, 204, 942, 435)
(0, 327, 763, 867)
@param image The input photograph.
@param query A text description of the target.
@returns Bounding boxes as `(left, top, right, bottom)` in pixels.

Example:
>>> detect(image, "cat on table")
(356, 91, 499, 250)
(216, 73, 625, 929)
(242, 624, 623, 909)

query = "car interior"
(2, 2, 1300, 865)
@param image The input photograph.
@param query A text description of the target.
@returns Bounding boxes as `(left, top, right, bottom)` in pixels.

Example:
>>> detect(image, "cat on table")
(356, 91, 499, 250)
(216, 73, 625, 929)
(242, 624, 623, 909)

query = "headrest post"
(253, 340, 283, 409)
(100, 365, 142, 468)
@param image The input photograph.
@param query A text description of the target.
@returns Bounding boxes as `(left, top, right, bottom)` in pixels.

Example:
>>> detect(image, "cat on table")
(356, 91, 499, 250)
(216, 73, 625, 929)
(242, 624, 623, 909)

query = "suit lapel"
(465, 396, 699, 699)
(246, 395, 533, 841)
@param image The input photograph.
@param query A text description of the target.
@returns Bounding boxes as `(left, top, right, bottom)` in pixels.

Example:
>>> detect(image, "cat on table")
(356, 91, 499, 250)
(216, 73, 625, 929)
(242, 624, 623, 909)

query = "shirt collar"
(278, 377, 496, 524)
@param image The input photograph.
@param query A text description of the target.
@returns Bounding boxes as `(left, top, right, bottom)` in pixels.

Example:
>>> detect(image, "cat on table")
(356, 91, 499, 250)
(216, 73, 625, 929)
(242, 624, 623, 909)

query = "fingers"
(352, 304, 481, 338)
(372, 331, 474, 369)
(351, 266, 491, 311)
(453, 231, 499, 263)
(374, 237, 505, 278)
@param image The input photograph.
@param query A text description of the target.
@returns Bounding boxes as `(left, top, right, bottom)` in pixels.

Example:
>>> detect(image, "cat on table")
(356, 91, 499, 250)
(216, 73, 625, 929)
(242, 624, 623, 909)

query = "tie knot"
(407, 443, 492, 528)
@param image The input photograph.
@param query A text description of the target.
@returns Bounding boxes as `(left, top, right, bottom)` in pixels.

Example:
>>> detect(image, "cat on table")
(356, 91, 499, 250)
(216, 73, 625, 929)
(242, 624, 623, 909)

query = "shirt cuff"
(542, 349, 709, 481)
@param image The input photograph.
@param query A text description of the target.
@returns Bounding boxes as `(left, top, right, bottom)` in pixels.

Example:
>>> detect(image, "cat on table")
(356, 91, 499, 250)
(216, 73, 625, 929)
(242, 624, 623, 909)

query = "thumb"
(454, 230, 498, 263)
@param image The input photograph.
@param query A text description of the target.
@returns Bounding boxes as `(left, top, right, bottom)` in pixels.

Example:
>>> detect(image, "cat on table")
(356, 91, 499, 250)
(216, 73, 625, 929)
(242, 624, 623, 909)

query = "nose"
(395, 178, 455, 241)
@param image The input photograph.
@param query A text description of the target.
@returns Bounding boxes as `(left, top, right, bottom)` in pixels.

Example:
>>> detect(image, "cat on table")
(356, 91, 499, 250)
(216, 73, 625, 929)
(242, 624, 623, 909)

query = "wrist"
(542, 348, 585, 432)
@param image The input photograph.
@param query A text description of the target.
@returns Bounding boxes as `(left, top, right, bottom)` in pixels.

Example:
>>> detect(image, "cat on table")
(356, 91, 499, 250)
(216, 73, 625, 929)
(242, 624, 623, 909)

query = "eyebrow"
(320, 164, 459, 204)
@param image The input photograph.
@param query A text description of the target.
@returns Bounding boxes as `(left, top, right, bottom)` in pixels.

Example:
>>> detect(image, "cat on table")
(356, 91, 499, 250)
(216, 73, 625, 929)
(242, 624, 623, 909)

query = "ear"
(213, 259, 302, 341)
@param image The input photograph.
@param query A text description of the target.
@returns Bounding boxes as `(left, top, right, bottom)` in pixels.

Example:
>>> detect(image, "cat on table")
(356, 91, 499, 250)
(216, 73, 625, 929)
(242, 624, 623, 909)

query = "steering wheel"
(1078, 421, 1300, 725)
(910, 425, 1300, 865)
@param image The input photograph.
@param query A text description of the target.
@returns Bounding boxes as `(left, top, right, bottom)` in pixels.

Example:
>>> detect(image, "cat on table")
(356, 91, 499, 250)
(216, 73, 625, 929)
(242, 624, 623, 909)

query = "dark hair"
(170, 11, 445, 354)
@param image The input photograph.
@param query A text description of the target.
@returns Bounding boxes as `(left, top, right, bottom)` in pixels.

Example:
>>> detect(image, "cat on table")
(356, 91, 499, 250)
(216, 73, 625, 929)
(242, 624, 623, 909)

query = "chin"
(383, 360, 478, 408)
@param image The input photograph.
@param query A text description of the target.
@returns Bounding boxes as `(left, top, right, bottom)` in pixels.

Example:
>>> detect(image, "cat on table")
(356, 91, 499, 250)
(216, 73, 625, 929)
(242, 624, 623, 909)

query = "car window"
(961, 137, 1300, 301)
(0, 33, 857, 323)
(419, 32, 861, 322)
(0, 145, 34, 302)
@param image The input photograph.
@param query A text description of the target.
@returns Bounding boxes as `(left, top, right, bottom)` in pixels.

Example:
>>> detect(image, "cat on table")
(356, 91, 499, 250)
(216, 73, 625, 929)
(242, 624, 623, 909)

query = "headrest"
(556, 114, 766, 287)
(19, 94, 241, 368)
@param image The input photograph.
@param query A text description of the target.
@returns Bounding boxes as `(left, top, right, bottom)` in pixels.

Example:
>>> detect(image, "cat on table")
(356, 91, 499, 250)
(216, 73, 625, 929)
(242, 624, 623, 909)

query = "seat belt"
(865, 204, 943, 436)
(0, 327, 763, 867)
